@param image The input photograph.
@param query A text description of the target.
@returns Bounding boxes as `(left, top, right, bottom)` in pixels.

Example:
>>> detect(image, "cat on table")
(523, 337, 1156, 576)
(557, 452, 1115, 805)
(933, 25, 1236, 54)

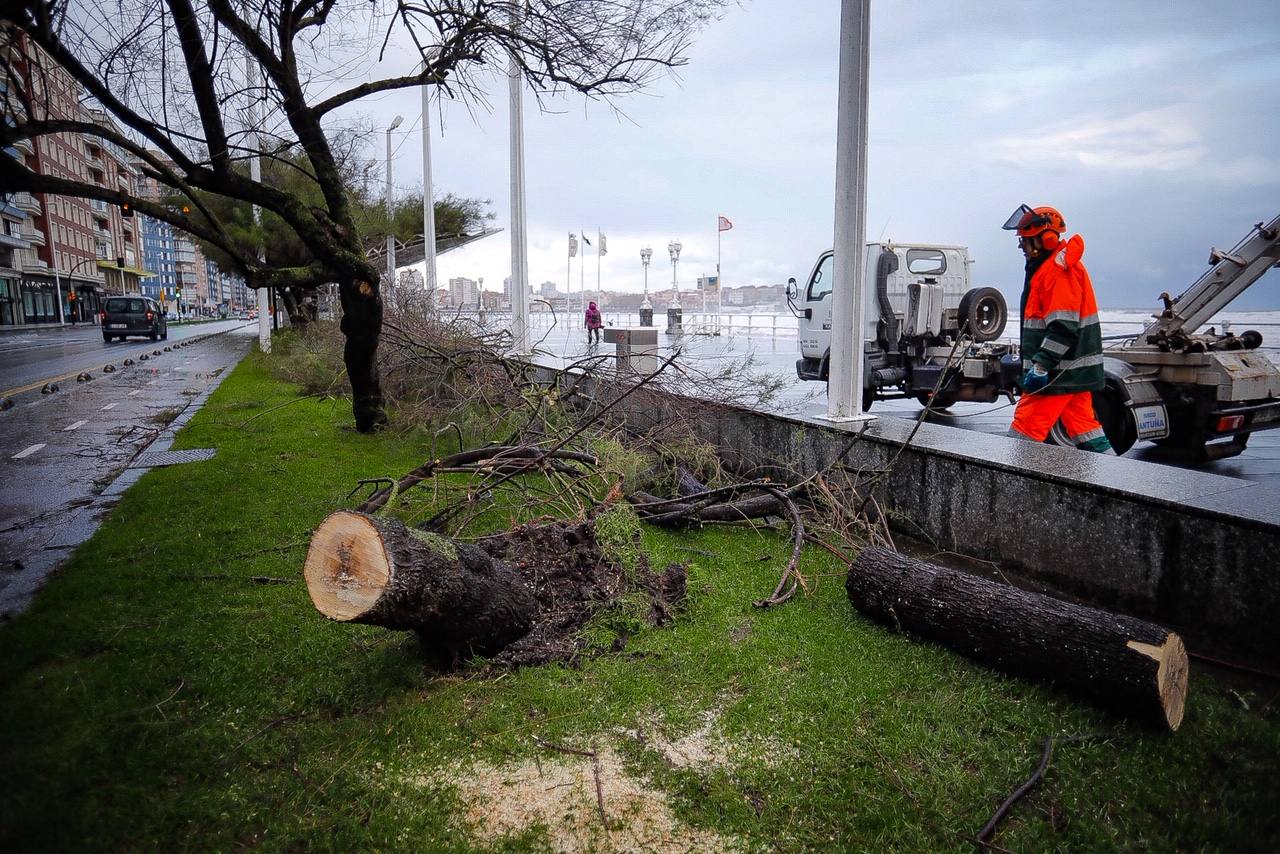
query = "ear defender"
(1041, 231, 1061, 250)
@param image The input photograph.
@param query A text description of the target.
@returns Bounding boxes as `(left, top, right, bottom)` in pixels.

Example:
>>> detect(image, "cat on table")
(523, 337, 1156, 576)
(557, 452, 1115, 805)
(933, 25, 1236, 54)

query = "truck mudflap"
(796, 356, 825, 382)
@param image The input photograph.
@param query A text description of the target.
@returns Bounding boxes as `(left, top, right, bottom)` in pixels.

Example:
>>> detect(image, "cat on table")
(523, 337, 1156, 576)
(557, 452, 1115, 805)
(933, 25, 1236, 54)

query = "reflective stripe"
(1023, 358, 1035, 369)
(1023, 318, 1046, 329)
(1079, 313, 1100, 327)
(1070, 427, 1107, 443)
(1041, 337, 1070, 355)
(1044, 309, 1081, 325)
(1058, 353, 1104, 370)
(1055, 248, 1068, 268)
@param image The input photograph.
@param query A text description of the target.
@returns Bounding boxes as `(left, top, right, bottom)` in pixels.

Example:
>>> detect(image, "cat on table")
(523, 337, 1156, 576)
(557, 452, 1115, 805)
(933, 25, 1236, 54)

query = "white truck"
(787, 216, 1280, 459)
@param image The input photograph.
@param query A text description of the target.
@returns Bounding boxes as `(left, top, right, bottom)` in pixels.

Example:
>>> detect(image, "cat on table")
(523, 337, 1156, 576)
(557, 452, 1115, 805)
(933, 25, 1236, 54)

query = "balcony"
(89, 198, 109, 214)
(25, 228, 45, 247)
(11, 137, 33, 156)
(96, 242, 114, 260)
(13, 192, 41, 215)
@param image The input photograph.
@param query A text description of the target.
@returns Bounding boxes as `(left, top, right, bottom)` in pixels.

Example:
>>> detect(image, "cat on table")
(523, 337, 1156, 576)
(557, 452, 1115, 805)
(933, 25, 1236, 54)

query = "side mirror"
(786, 277, 797, 299)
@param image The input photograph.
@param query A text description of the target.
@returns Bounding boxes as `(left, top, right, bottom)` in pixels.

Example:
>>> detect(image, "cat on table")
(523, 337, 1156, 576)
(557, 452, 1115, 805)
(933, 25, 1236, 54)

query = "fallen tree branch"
(975, 736, 1054, 851)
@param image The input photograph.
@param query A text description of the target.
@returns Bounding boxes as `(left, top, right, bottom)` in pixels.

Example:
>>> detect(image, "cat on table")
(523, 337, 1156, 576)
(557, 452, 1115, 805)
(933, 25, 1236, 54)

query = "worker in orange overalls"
(1001, 204, 1113, 453)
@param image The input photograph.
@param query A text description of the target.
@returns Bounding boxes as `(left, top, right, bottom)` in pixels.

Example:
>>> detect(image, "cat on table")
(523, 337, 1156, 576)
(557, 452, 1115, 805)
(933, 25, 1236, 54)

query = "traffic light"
(121, 202, 133, 218)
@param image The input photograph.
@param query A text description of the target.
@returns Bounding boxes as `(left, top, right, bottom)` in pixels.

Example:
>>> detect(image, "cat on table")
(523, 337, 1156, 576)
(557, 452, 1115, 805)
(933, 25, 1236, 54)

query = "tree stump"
(304, 511, 537, 664)
(847, 546, 1188, 730)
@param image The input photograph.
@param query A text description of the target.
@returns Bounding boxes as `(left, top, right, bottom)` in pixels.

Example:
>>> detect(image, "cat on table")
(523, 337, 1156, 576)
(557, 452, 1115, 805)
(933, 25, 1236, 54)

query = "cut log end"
(1128, 635, 1189, 730)
(304, 511, 391, 621)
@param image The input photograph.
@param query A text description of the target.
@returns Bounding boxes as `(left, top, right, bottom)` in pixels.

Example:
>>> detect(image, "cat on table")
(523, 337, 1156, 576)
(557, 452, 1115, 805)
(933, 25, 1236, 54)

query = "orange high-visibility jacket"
(1020, 234, 1105, 394)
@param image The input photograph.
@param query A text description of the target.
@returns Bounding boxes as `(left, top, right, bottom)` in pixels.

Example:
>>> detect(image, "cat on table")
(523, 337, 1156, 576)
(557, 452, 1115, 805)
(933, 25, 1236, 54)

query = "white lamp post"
(826, 0, 874, 422)
(666, 239, 683, 334)
(640, 246, 653, 326)
(385, 114, 403, 288)
(420, 50, 441, 303)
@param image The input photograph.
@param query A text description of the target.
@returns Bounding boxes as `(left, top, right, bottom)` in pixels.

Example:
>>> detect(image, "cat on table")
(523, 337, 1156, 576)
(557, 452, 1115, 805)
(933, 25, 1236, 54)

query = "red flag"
(718, 215, 733, 232)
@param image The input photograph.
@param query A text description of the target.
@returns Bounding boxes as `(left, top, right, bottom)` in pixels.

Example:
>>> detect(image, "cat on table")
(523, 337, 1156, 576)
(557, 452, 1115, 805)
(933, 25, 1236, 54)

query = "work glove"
(1022, 363, 1050, 393)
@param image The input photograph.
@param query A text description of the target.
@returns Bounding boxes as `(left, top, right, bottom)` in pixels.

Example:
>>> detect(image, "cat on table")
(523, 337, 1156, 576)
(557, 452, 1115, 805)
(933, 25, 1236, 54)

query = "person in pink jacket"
(585, 301, 603, 344)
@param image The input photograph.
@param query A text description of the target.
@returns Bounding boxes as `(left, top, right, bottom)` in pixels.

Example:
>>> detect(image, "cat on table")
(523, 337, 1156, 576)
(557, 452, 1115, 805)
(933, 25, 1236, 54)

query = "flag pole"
(596, 227, 602, 311)
(579, 227, 585, 318)
(717, 220, 722, 331)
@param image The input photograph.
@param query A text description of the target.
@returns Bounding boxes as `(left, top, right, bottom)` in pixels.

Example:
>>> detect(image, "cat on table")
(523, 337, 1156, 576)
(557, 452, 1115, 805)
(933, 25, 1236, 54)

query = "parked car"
(101, 296, 168, 342)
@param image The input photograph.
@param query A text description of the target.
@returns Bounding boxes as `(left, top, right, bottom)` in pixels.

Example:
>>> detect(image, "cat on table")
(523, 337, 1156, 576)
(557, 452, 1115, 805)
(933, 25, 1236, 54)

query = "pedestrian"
(1001, 204, 1113, 453)
(585, 300, 602, 345)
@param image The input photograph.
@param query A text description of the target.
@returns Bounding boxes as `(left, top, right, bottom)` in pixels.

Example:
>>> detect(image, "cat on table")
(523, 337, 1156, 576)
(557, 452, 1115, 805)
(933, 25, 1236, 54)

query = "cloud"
(994, 107, 1207, 173)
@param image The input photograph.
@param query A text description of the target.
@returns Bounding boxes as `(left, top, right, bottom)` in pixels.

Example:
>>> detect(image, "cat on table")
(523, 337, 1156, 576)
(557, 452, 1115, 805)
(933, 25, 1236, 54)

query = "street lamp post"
(639, 246, 653, 326)
(385, 115, 404, 290)
(666, 239, 682, 335)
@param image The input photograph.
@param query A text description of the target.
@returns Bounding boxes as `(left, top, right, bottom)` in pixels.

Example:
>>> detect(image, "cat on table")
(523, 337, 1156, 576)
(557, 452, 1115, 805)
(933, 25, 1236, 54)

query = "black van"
(101, 296, 168, 342)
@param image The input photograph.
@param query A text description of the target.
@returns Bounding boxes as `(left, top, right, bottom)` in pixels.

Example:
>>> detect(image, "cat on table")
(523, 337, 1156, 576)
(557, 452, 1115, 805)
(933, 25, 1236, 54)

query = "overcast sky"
(354, 0, 1280, 309)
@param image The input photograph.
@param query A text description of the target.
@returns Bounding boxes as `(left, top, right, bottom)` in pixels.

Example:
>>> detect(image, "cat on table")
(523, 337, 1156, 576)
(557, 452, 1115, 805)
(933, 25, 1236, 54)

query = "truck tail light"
(146, 311, 154, 321)
(99, 310, 106, 321)
(1215, 415, 1244, 432)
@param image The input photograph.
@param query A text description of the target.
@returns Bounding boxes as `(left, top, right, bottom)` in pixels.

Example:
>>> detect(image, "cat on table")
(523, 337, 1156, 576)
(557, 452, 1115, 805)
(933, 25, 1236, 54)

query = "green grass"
(1, 350, 1277, 851)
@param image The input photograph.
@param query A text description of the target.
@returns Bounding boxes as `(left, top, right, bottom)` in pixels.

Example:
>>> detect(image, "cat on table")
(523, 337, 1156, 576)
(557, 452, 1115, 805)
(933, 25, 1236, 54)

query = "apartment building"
(1, 32, 148, 326)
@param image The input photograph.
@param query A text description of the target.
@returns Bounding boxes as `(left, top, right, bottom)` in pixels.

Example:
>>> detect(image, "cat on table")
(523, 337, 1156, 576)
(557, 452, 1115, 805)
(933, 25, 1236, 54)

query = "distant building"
(448, 276, 479, 307)
(398, 269, 423, 290)
(539, 281, 559, 298)
(480, 289, 502, 310)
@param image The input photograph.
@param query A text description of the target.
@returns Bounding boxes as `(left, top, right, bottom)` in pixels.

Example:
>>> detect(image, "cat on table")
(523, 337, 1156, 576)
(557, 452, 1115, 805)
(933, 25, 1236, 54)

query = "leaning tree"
(0, 0, 727, 431)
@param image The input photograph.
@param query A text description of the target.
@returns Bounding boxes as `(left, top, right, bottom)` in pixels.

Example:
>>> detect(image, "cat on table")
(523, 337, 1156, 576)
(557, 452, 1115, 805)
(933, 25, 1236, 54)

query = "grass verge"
(1, 350, 1277, 851)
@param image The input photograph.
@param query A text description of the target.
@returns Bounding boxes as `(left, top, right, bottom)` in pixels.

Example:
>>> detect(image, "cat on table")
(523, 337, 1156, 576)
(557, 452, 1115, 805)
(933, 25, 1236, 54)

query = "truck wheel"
(958, 287, 1008, 342)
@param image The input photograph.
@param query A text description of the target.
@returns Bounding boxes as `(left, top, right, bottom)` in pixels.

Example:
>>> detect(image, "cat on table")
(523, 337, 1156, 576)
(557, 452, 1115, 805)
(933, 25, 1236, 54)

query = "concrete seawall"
(534, 360, 1279, 660)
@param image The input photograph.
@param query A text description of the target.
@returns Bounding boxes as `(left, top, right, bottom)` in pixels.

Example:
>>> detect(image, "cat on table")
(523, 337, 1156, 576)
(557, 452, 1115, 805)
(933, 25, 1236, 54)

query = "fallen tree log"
(846, 546, 1188, 730)
(304, 510, 537, 664)
(304, 510, 687, 668)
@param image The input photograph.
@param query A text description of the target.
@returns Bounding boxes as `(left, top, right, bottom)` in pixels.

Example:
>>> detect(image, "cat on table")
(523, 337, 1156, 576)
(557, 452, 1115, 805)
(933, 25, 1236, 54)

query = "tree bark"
(846, 546, 1188, 730)
(338, 276, 387, 432)
(304, 511, 536, 664)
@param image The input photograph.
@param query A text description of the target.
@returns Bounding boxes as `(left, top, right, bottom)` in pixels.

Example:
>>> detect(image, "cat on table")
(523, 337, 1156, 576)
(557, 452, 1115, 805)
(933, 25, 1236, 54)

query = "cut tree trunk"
(338, 276, 387, 432)
(846, 546, 1188, 730)
(304, 510, 536, 664)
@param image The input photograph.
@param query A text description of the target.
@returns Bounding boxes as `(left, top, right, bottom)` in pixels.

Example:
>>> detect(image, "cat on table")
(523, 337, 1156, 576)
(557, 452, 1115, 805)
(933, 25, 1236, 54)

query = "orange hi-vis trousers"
(1010, 390, 1107, 444)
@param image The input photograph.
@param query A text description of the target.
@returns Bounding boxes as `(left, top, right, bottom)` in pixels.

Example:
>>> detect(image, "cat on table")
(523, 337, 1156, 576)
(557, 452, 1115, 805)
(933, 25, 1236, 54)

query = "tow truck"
(787, 215, 1280, 459)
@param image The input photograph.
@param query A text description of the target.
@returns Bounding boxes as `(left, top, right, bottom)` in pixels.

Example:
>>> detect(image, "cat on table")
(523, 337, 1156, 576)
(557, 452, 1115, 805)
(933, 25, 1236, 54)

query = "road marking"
(128, 389, 141, 396)
(12, 443, 45, 460)
(63, 420, 88, 432)
(101, 402, 117, 411)
(147, 380, 156, 385)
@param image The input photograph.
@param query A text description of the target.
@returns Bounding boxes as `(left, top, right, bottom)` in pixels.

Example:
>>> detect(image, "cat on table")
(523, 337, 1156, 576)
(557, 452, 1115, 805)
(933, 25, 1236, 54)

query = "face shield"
(1002, 204, 1050, 233)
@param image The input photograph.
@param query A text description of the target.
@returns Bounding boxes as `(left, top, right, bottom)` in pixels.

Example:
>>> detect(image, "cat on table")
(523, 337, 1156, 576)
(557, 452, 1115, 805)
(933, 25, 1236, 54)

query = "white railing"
(442, 308, 801, 340)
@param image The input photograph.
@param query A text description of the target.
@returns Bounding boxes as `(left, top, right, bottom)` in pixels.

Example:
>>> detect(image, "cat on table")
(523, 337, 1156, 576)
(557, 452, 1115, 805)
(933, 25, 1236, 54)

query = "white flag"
(568, 232, 578, 258)
(598, 231, 607, 256)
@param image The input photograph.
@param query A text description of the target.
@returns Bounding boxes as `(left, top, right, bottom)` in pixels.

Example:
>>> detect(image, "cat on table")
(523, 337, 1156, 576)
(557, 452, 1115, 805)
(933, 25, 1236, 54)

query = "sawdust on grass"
(408, 746, 735, 852)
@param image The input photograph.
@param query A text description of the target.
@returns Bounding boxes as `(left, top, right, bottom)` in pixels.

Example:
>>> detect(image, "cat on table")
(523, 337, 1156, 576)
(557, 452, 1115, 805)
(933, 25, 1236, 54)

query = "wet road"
(0, 326, 254, 618)
(0, 319, 249, 397)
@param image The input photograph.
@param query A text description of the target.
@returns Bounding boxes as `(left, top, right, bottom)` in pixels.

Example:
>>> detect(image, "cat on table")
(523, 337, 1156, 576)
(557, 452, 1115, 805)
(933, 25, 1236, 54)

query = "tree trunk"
(846, 546, 1188, 730)
(304, 511, 536, 664)
(338, 276, 387, 432)
(280, 286, 307, 327)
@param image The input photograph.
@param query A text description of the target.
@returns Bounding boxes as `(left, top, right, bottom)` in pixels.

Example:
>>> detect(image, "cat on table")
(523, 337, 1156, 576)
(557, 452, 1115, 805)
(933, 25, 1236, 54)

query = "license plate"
(1134, 404, 1170, 440)
(109, 324, 127, 329)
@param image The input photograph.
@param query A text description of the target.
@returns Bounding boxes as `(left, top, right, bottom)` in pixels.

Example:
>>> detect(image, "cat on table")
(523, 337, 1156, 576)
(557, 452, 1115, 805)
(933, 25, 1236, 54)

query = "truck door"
(799, 252, 834, 360)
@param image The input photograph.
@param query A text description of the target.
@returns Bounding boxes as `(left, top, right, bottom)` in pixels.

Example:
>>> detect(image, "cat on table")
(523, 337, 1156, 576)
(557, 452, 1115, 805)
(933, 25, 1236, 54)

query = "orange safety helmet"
(1002, 203, 1065, 249)
(1002, 203, 1065, 237)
